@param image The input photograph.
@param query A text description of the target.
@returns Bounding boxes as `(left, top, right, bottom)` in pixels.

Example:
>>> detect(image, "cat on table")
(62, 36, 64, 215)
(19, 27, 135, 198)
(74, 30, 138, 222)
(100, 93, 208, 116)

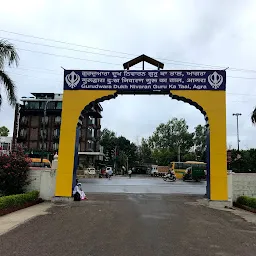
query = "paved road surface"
(1, 194, 256, 256)
(80, 176, 206, 195)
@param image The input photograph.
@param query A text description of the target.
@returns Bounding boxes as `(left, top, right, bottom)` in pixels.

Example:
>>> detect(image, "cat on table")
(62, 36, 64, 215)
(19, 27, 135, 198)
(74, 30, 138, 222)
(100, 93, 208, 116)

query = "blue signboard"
(64, 70, 226, 91)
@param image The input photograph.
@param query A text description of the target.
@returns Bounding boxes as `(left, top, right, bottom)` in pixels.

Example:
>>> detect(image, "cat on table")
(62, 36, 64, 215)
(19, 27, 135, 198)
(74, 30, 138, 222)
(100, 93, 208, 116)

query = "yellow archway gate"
(55, 63, 227, 201)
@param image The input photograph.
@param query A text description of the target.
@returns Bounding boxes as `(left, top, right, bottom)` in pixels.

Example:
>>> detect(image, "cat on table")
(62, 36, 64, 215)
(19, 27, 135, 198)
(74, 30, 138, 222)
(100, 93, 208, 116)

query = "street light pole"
(233, 113, 242, 151)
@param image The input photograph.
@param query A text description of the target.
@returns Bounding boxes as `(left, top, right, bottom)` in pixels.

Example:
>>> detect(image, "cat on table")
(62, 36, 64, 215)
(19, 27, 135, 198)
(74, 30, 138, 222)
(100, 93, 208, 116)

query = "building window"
(56, 102, 62, 109)
(53, 129, 60, 137)
(40, 102, 46, 109)
(87, 127, 94, 137)
(55, 116, 61, 123)
(47, 101, 56, 109)
(0, 143, 10, 150)
(87, 140, 94, 150)
(88, 117, 95, 125)
(28, 101, 40, 109)
(53, 143, 59, 150)
(20, 129, 27, 137)
(21, 116, 28, 124)
(39, 142, 47, 149)
(40, 129, 48, 138)
(41, 116, 49, 124)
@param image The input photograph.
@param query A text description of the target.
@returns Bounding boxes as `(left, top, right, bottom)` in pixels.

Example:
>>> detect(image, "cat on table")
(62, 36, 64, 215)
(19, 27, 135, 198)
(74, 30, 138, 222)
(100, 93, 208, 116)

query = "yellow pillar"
(55, 90, 116, 197)
(171, 90, 227, 200)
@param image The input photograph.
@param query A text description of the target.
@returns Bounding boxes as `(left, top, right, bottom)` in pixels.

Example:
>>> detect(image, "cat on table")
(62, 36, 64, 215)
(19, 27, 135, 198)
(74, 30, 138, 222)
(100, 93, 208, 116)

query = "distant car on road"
(84, 168, 96, 175)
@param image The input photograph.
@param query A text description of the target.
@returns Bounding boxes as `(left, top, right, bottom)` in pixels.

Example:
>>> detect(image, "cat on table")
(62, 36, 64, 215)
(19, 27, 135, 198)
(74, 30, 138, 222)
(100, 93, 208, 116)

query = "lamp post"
(232, 113, 242, 151)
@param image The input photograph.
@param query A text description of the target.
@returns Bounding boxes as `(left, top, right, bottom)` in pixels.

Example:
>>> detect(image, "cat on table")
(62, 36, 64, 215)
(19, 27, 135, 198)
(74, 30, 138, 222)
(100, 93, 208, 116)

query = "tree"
(148, 118, 194, 162)
(100, 128, 117, 164)
(115, 136, 138, 169)
(0, 146, 30, 195)
(193, 124, 207, 161)
(0, 40, 19, 108)
(251, 107, 256, 124)
(100, 129, 138, 170)
(152, 148, 176, 166)
(137, 138, 153, 164)
(0, 126, 9, 136)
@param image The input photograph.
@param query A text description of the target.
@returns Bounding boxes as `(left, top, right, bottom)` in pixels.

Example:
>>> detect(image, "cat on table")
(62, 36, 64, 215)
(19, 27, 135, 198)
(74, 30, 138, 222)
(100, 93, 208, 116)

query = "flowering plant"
(0, 146, 31, 195)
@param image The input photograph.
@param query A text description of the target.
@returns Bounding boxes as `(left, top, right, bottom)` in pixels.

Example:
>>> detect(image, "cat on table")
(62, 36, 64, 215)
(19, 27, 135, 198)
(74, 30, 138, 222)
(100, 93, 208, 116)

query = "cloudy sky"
(1, 0, 256, 149)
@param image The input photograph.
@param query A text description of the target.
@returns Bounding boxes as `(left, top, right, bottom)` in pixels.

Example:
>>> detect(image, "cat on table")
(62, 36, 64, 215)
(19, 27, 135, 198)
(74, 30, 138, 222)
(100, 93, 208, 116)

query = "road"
(80, 176, 207, 195)
(1, 193, 256, 256)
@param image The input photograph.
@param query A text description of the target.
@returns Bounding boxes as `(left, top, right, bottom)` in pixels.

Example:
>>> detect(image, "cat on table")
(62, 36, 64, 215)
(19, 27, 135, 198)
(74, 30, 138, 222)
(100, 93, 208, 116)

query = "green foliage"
(148, 118, 194, 152)
(0, 191, 39, 210)
(193, 124, 207, 161)
(137, 138, 153, 164)
(237, 196, 256, 209)
(0, 126, 9, 136)
(229, 149, 256, 173)
(100, 129, 138, 170)
(152, 148, 176, 166)
(0, 146, 31, 195)
(0, 40, 19, 108)
(147, 118, 196, 164)
(101, 118, 209, 167)
(251, 107, 256, 124)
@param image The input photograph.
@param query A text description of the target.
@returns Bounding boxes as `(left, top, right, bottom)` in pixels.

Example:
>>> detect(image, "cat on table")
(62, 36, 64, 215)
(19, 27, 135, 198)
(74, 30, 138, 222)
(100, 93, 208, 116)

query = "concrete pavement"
(1, 194, 256, 256)
(0, 202, 51, 236)
(80, 176, 206, 195)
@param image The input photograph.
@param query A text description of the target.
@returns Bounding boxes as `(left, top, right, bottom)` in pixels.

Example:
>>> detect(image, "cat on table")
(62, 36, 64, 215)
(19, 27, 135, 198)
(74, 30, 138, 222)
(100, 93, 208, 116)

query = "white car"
(84, 168, 96, 175)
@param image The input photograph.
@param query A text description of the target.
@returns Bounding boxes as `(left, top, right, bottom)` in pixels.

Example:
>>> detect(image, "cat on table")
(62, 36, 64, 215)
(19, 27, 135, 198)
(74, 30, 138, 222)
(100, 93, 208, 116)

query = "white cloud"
(0, 0, 256, 149)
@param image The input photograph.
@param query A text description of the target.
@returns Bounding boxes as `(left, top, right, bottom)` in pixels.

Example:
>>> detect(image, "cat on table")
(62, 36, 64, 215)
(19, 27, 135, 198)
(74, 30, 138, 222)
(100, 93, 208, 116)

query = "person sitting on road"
(73, 183, 88, 201)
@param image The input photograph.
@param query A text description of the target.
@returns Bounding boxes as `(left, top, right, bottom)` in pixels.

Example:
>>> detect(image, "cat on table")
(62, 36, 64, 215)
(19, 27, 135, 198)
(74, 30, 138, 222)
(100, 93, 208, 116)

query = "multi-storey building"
(0, 136, 12, 155)
(12, 93, 104, 167)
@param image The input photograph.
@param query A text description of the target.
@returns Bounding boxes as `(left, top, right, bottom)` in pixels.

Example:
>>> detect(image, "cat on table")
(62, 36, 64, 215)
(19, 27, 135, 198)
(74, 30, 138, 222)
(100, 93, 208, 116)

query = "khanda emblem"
(208, 71, 223, 89)
(65, 71, 80, 89)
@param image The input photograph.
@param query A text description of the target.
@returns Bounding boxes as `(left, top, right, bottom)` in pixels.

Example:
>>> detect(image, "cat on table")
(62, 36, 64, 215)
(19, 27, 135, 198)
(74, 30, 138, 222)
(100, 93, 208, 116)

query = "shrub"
(0, 191, 39, 210)
(0, 146, 31, 195)
(237, 196, 256, 209)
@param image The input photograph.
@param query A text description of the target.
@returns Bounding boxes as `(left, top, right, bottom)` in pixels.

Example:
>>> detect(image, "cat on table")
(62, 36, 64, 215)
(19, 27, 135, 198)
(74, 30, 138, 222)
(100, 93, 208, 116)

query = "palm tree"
(251, 107, 256, 124)
(0, 39, 19, 107)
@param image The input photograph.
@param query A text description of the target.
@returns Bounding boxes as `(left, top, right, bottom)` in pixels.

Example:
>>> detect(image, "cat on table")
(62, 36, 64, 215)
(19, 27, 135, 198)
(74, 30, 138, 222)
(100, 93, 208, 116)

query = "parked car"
(84, 168, 96, 175)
